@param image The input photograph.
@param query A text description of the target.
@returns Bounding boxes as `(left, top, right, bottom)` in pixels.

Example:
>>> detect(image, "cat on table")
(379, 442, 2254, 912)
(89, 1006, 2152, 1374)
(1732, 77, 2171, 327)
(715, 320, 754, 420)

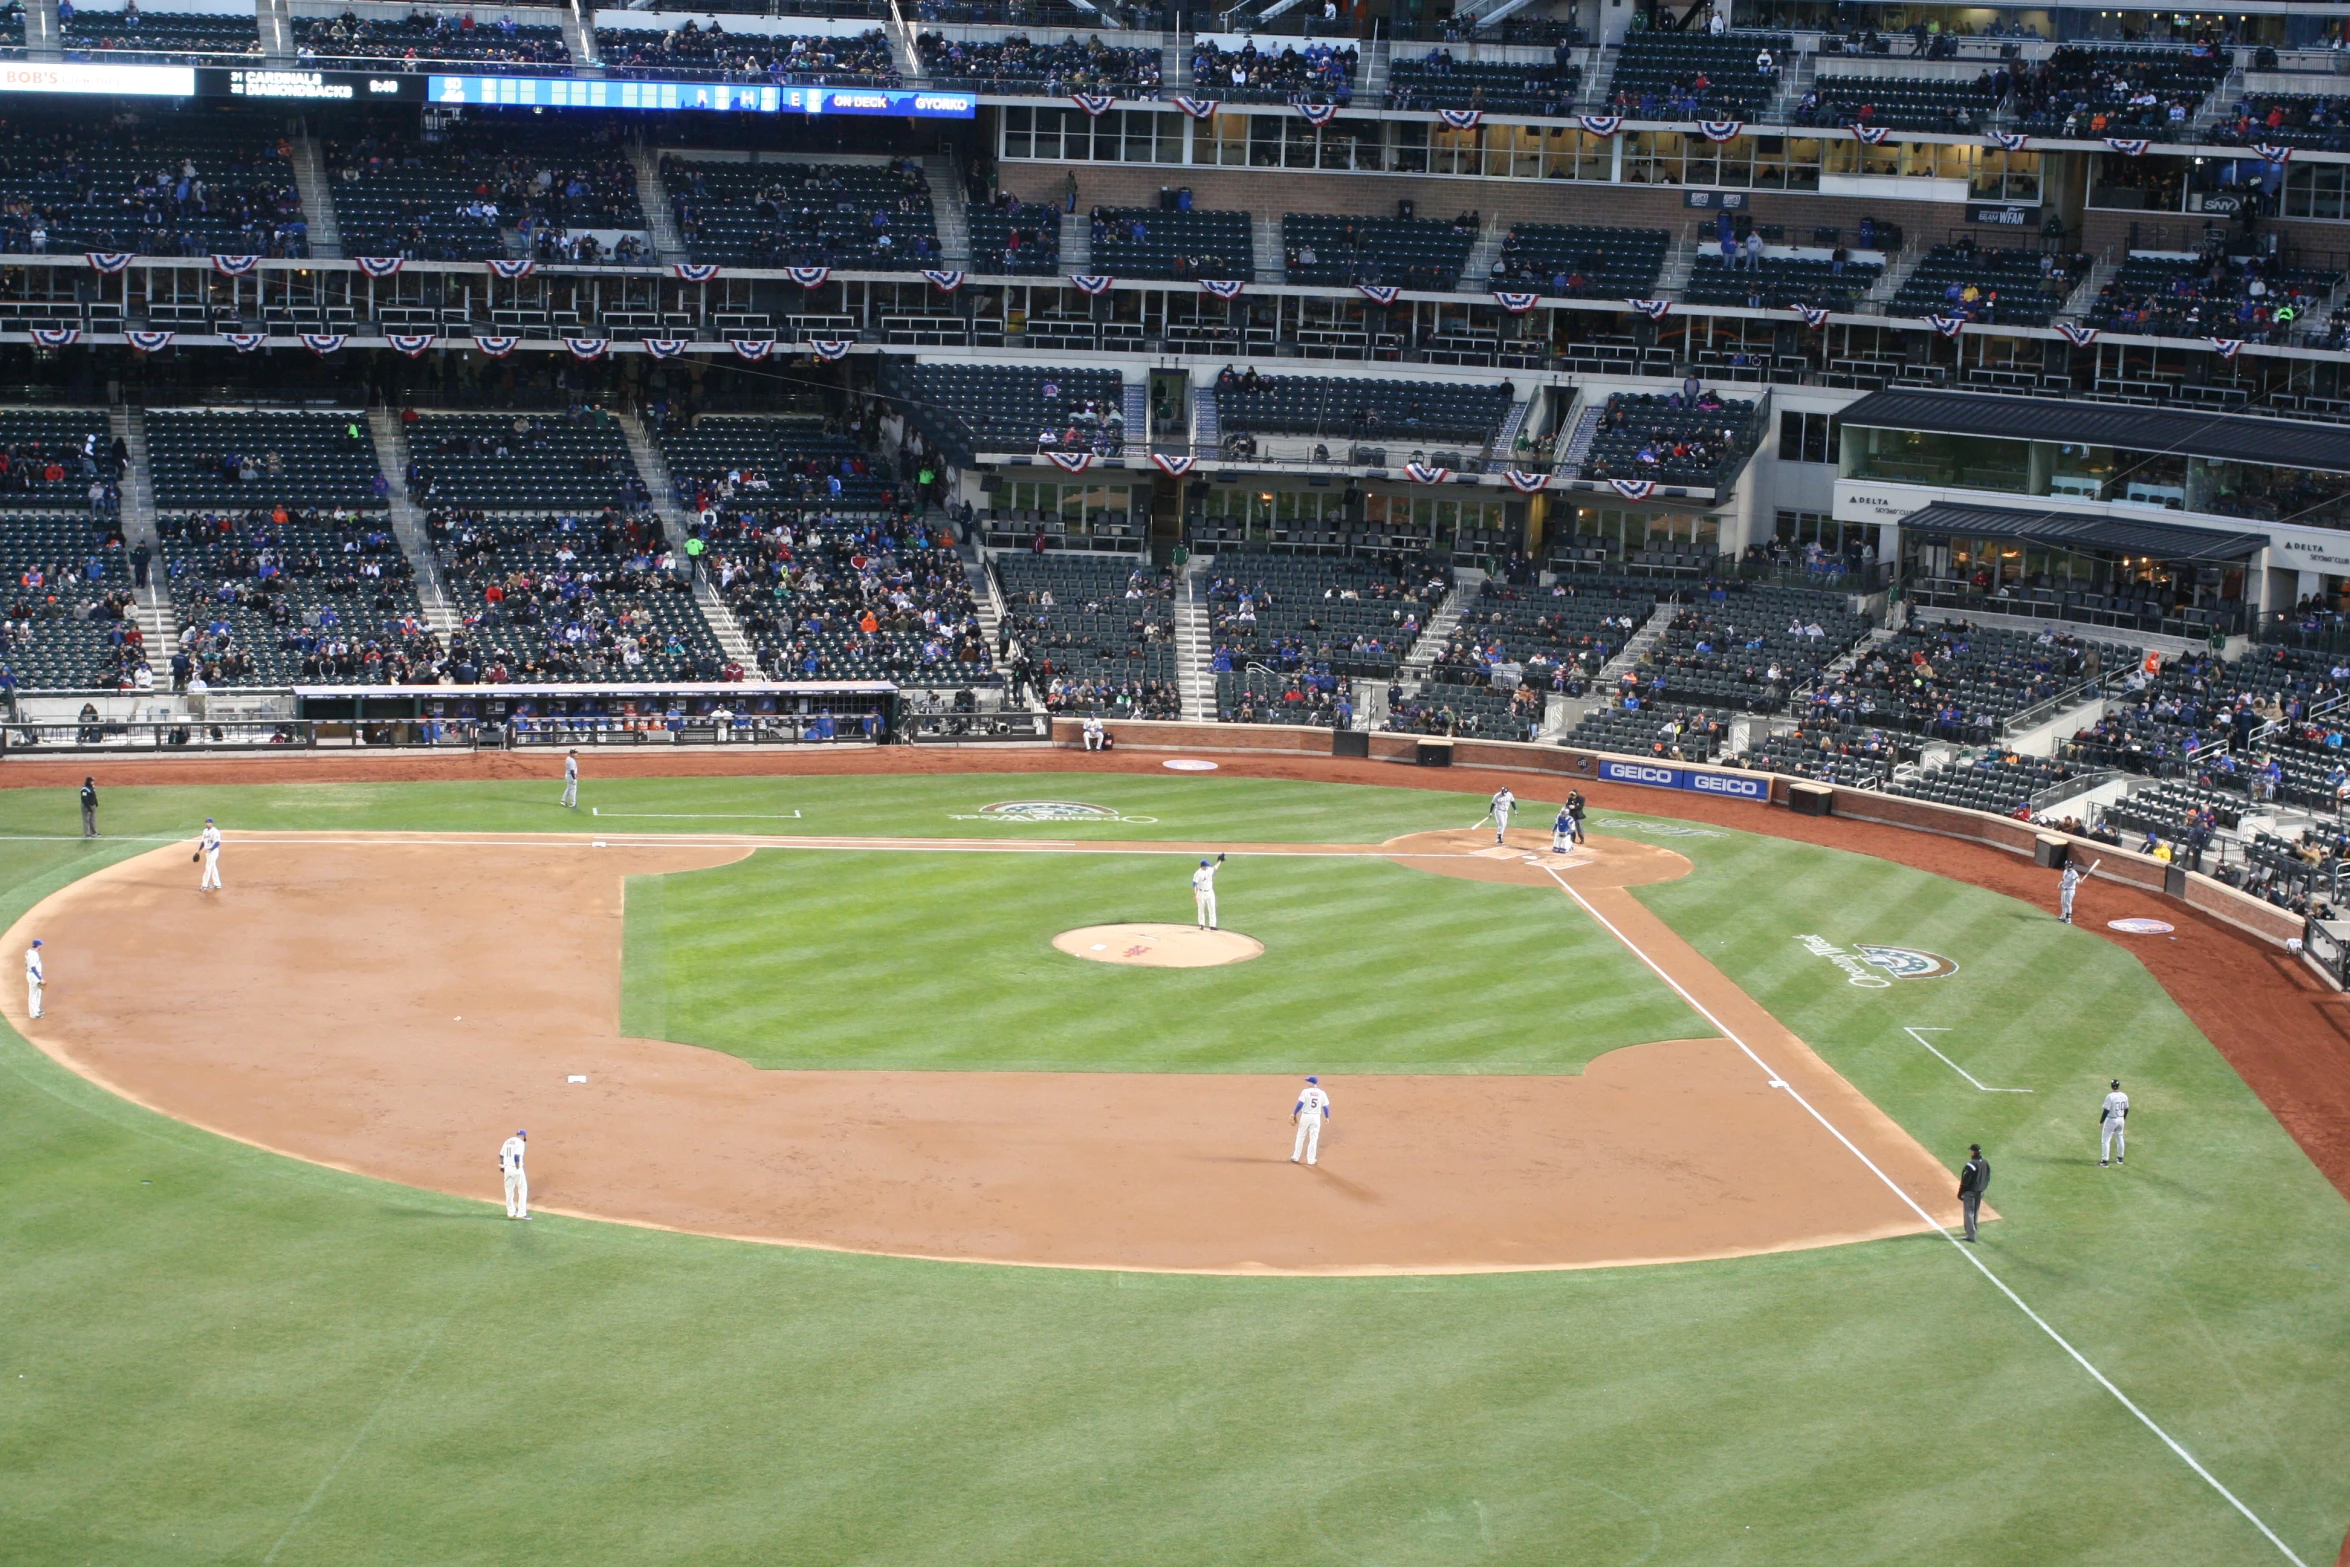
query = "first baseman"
(196, 818, 222, 891)
(2099, 1079, 2130, 1165)
(1291, 1075, 1331, 1165)
(24, 938, 43, 1019)
(500, 1129, 531, 1219)
(562, 750, 579, 809)
(1193, 854, 1224, 931)
(1490, 787, 1515, 845)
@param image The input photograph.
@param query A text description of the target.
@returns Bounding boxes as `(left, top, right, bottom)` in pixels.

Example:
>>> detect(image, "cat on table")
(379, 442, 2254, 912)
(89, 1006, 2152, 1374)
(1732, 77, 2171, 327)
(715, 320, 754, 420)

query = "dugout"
(293, 681, 901, 748)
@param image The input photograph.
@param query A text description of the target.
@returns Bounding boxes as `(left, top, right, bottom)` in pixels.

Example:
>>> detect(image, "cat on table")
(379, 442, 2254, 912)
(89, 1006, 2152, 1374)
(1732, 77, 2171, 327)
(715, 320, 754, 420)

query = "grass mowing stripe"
(1546, 864, 2312, 1566)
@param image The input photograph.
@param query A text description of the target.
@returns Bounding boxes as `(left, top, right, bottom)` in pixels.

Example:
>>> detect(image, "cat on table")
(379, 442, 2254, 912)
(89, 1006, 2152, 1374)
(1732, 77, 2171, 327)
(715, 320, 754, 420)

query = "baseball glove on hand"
(191, 851, 201, 863)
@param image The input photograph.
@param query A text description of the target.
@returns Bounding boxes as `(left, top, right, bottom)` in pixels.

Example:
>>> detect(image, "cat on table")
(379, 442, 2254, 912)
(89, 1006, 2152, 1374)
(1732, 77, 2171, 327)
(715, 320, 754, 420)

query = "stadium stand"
(887, 363, 1126, 464)
(303, 9, 568, 69)
(995, 552, 1180, 717)
(968, 198, 1060, 275)
(1577, 392, 1760, 489)
(158, 511, 440, 687)
(699, 512, 989, 683)
(596, 24, 897, 83)
(406, 412, 643, 512)
(1385, 48, 1580, 115)
(145, 412, 384, 513)
(1190, 40, 1357, 104)
(2086, 251, 2340, 346)
(1805, 620, 2120, 745)
(660, 415, 897, 516)
(2010, 43, 2230, 136)
(0, 412, 114, 509)
(431, 509, 727, 682)
(1492, 225, 1671, 299)
(1213, 371, 1511, 446)
(1604, 31, 1792, 118)
(1889, 241, 2085, 328)
(1204, 549, 1446, 691)
(0, 110, 306, 258)
(916, 32, 1160, 93)
(2210, 94, 2350, 152)
(1431, 576, 1653, 699)
(1799, 71, 2005, 133)
(1890, 751, 2081, 815)
(65, 5, 259, 62)
(1090, 206, 1252, 282)
(1562, 699, 1732, 758)
(1619, 583, 1870, 716)
(1741, 722, 1900, 787)
(1683, 252, 1882, 312)
(666, 156, 938, 269)
(326, 115, 642, 263)
(0, 513, 143, 692)
(1282, 214, 1472, 292)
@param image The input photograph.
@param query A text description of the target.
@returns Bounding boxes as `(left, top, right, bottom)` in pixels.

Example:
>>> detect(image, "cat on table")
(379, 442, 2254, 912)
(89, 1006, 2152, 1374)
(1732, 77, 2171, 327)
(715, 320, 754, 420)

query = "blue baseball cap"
(1305, 1075, 1318, 1084)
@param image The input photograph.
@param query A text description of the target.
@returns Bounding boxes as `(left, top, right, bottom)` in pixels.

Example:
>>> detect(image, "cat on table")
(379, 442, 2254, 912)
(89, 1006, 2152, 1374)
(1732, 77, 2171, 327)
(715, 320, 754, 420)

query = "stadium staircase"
(23, 0, 56, 58)
(1769, 48, 1815, 124)
(1556, 401, 1604, 472)
(1458, 226, 1506, 291)
(1484, 399, 1530, 472)
(1251, 215, 1285, 284)
(287, 128, 343, 260)
(921, 155, 971, 268)
(560, 0, 600, 73)
(1057, 208, 1090, 271)
(110, 408, 177, 657)
(259, 0, 295, 59)
(1159, 38, 1191, 91)
(363, 410, 460, 638)
(1356, 39, 1389, 106)
(627, 144, 689, 266)
(1655, 236, 1700, 296)
(614, 411, 760, 671)
(1391, 569, 1475, 701)
(1190, 385, 1220, 458)
(1122, 378, 1150, 437)
(1175, 569, 1212, 721)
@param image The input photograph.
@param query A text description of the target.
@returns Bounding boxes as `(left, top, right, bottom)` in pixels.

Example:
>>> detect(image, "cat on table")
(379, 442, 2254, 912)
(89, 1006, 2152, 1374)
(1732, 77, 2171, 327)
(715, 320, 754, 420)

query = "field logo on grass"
(1853, 944, 1960, 980)
(953, 801, 1160, 824)
(1600, 816, 1723, 839)
(1799, 934, 1892, 988)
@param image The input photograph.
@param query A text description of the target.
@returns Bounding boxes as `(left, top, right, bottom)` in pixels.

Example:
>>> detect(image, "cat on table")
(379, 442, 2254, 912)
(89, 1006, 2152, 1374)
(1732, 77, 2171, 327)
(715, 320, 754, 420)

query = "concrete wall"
(1049, 716, 2307, 947)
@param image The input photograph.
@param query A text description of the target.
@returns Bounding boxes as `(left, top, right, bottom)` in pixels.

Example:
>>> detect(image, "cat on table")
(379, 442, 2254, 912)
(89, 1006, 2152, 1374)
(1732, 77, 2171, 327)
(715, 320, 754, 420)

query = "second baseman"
(1291, 1075, 1331, 1165)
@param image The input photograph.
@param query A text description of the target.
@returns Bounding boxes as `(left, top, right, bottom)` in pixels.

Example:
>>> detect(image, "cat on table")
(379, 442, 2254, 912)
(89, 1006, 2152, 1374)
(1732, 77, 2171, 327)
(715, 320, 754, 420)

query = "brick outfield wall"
(1052, 716, 2307, 948)
(1000, 166, 1971, 253)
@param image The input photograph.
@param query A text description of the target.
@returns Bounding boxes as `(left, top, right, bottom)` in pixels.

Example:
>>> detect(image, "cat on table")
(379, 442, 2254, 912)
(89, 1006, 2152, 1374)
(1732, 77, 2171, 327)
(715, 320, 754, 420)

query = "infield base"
(1053, 923, 1264, 967)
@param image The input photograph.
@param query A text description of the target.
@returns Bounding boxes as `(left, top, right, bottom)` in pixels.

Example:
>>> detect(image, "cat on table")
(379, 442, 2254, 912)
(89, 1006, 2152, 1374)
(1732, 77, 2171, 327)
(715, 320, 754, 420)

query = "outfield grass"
(622, 849, 1709, 1073)
(0, 776, 2344, 1566)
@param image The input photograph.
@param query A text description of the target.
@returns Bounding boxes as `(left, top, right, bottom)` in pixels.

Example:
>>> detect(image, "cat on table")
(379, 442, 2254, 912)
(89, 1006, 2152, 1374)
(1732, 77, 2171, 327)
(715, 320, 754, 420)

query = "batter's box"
(1470, 846, 1522, 860)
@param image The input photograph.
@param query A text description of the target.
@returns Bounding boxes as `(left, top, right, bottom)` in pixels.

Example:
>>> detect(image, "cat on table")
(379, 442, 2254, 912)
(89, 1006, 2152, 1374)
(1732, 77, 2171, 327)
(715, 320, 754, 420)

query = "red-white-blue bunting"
(223, 331, 266, 352)
(1987, 131, 2030, 152)
(354, 256, 404, 279)
(731, 338, 777, 361)
(473, 334, 520, 356)
(1608, 478, 1656, 500)
(1357, 284, 1401, 307)
(85, 252, 134, 274)
(1070, 93, 1116, 117)
(1789, 304, 1830, 330)
(301, 332, 346, 356)
(672, 263, 720, 283)
(1150, 453, 1196, 476)
(1438, 109, 1483, 130)
(1579, 114, 1623, 137)
(1494, 291, 1540, 314)
(127, 330, 174, 353)
(1848, 123, 1891, 145)
(2209, 337, 2245, 360)
(808, 340, 853, 361)
(566, 337, 610, 360)
(785, 266, 831, 289)
(1503, 470, 1551, 494)
(1403, 461, 1451, 484)
(2106, 138, 2150, 157)
(1201, 278, 1247, 301)
(31, 327, 79, 349)
(2056, 323, 2099, 347)
(486, 259, 538, 280)
(1070, 274, 1115, 296)
(923, 269, 965, 292)
(1046, 450, 1094, 473)
(1170, 96, 1220, 120)
(2251, 143, 2294, 164)
(1698, 120, 1743, 142)
(1927, 314, 1969, 338)
(1294, 100, 1339, 127)
(211, 254, 261, 277)
(645, 338, 691, 358)
(389, 333, 436, 357)
(1628, 298, 1671, 320)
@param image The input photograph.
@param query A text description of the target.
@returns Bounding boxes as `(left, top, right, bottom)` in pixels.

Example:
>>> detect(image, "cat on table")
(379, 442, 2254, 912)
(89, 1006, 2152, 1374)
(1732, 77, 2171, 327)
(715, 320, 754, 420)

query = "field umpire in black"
(1958, 1144, 1991, 1242)
(79, 777, 97, 838)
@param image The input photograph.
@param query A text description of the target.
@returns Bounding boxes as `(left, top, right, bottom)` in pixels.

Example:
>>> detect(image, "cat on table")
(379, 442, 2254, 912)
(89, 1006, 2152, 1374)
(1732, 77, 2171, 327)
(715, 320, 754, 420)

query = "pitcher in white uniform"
(197, 819, 223, 891)
(24, 938, 43, 1019)
(1291, 1075, 1331, 1165)
(1192, 855, 1223, 931)
(2099, 1079, 2130, 1165)
(500, 1129, 531, 1218)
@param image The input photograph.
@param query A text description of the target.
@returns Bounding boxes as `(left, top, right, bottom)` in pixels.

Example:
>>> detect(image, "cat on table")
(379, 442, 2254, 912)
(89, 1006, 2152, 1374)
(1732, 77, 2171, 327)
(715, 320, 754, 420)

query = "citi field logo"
(953, 801, 1159, 824)
(1853, 944, 1960, 980)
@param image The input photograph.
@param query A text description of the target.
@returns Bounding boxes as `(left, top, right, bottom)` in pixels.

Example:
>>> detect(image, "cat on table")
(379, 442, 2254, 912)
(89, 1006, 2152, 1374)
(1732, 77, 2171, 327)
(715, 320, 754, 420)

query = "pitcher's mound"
(1054, 924, 1264, 967)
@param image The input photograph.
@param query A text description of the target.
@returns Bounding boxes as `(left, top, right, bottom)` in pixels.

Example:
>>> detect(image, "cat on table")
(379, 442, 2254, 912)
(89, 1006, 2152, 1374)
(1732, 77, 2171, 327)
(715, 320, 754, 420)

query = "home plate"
(1053, 923, 1264, 967)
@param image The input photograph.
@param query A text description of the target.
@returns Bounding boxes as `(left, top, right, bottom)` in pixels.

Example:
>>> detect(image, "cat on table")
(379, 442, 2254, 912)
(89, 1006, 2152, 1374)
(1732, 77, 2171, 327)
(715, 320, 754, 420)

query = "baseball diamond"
(0, 748, 2345, 1567)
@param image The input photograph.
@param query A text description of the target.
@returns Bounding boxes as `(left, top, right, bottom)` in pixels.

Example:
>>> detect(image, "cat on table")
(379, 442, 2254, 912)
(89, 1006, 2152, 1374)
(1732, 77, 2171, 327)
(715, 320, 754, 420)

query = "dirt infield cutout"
(1053, 923, 1265, 967)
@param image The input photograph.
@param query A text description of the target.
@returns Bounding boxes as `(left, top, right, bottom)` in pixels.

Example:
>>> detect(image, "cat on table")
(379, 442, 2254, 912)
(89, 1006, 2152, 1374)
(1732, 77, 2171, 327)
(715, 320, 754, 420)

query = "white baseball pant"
(1196, 891, 1217, 930)
(201, 848, 222, 890)
(26, 978, 41, 1019)
(561, 778, 578, 808)
(504, 1167, 530, 1218)
(2060, 885, 2075, 922)
(1292, 1114, 1322, 1165)
(2101, 1118, 2126, 1163)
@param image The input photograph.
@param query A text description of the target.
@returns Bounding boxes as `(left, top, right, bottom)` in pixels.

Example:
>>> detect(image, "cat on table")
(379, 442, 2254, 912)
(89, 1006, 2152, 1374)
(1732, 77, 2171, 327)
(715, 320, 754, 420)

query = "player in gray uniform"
(2099, 1079, 2130, 1165)
(561, 750, 580, 809)
(1490, 787, 1515, 845)
(2058, 857, 2095, 924)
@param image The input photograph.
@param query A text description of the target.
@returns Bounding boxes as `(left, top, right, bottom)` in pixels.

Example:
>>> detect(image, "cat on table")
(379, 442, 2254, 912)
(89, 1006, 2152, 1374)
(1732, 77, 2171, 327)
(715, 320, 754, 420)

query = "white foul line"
(1540, 865, 2308, 1566)
(588, 808, 804, 820)
(1903, 1027, 2034, 1094)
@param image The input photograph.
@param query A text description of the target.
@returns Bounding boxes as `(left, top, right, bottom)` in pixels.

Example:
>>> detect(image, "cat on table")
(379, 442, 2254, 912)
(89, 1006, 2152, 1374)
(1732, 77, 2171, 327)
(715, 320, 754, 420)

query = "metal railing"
(1998, 675, 2106, 741)
(906, 709, 1052, 740)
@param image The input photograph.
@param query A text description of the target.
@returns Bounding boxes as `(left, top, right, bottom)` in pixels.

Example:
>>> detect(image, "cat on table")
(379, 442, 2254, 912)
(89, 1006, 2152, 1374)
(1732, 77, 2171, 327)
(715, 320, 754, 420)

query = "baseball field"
(0, 755, 2345, 1565)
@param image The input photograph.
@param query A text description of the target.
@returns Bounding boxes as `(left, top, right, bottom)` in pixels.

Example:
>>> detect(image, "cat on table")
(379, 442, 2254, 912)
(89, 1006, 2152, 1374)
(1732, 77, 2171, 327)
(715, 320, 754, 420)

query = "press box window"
(1778, 410, 1835, 465)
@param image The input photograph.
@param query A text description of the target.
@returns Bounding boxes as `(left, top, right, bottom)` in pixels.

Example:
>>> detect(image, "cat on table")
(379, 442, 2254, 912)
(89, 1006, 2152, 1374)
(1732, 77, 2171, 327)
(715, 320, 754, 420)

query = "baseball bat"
(1471, 813, 1491, 831)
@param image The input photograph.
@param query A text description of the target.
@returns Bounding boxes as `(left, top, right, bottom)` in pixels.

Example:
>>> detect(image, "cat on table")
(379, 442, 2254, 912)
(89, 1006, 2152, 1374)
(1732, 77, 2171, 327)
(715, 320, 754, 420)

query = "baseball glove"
(190, 851, 200, 863)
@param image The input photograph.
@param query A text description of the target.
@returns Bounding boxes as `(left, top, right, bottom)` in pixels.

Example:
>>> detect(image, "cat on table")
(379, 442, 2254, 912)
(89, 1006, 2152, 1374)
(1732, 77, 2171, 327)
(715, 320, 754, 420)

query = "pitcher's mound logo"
(1853, 944, 1960, 980)
(956, 801, 1159, 824)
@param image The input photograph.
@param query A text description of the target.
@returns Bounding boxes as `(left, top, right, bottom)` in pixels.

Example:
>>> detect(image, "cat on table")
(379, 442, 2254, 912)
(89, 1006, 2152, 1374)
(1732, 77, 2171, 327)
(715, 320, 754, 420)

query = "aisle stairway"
(363, 410, 458, 637)
(615, 411, 759, 670)
(109, 408, 177, 656)
(1175, 569, 1212, 721)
